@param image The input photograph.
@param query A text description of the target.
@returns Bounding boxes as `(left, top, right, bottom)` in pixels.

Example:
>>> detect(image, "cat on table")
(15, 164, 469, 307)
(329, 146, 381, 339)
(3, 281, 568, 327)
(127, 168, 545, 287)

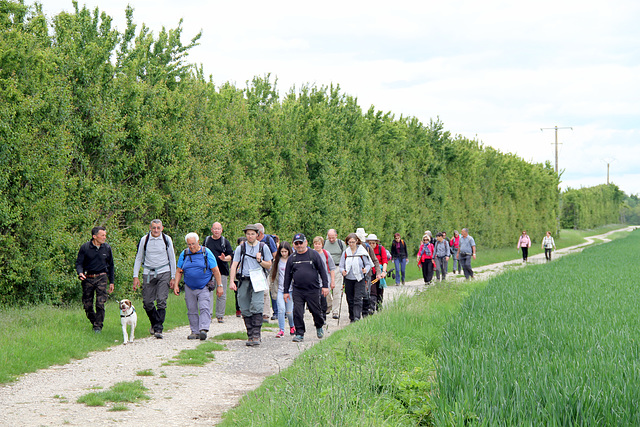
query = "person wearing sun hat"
(283, 233, 329, 342)
(354, 228, 380, 316)
(229, 224, 273, 346)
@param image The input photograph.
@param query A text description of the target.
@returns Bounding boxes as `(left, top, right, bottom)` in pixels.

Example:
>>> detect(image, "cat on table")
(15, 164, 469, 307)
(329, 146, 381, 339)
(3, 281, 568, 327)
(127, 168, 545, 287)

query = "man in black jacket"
(283, 233, 329, 342)
(75, 226, 115, 333)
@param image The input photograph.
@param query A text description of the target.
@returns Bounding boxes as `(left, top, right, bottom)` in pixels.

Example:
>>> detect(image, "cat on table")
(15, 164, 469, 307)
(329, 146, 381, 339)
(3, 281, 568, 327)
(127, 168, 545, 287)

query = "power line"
(541, 126, 573, 174)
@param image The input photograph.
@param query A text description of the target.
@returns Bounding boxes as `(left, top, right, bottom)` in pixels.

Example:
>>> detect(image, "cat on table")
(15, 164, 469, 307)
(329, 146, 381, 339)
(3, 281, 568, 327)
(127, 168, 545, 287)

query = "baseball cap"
(293, 233, 306, 243)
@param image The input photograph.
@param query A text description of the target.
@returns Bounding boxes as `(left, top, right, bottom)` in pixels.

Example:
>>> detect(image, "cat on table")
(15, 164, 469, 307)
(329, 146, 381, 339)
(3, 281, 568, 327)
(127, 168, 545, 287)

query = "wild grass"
(136, 369, 154, 376)
(163, 341, 226, 366)
(219, 279, 487, 426)
(77, 380, 149, 408)
(212, 331, 248, 341)
(434, 229, 640, 425)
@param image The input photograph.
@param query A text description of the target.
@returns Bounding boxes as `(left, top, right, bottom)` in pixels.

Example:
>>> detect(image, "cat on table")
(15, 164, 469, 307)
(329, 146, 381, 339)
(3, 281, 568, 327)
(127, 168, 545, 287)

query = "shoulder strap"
(140, 232, 151, 266)
(338, 239, 344, 251)
(183, 247, 208, 271)
(323, 249, 330, 267)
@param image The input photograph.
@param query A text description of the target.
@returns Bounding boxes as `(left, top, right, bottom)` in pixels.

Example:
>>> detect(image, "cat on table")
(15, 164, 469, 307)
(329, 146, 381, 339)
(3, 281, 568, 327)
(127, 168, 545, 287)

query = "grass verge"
(220, 279, 487, 426)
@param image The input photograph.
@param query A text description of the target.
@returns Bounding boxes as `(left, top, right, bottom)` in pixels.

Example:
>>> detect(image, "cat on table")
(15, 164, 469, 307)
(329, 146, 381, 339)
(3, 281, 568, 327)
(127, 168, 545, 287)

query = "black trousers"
(292, 287, 324, 336)
(521, 247, 529, 261)
(421, 260, 434, 283)
(344, 278, 365, 321)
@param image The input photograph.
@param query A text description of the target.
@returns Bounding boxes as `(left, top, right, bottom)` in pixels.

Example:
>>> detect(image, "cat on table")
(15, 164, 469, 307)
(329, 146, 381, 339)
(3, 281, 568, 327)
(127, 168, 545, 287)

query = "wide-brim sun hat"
(243, 224, 259, 233)
(355, 227, 367, 241)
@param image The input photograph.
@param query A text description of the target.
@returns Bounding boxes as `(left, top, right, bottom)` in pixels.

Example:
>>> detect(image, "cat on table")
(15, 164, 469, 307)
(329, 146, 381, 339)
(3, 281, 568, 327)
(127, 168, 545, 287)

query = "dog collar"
(120, 307, 136, 318)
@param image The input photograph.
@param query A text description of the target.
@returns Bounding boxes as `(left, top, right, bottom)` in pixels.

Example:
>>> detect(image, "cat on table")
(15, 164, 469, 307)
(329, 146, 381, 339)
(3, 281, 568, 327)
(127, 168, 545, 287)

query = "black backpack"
(136, 232, 172, 267)
(238, 241, 268, 278)
(182, 247, 210, 273)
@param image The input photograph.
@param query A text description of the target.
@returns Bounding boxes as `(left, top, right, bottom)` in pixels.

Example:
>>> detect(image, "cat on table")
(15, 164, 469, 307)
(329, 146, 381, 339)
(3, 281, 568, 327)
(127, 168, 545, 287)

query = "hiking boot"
(187, 332, 199, 340)
(154, 332, 163, 339)
(316, 327, 324, 339)
(217, 317, 224, 323)
(290, 327, 296, 336)
(93, 327, 101, 334)
(292, 335, 304, 343)
(332, 313, 339, 320)
(246, 337, 261, 346)
(276, 330, 285, 338)
(149, 326, 155, 335)
(271, 314, 277, 320)
(199, 330, 207, 340)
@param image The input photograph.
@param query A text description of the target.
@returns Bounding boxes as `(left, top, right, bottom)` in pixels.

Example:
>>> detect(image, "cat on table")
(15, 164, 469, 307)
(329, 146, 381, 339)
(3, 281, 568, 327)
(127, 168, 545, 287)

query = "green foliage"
(435, 230, 640, 425)
(0, 2, 562, 304)
(620, 193, 640, 225)
(560, 183, 624, 229)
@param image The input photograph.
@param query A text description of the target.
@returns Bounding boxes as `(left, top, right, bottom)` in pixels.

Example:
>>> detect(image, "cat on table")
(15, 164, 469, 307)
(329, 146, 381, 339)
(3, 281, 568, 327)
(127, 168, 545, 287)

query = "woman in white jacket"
(541, 231, 556, 262)
(339, 233, 373, 323)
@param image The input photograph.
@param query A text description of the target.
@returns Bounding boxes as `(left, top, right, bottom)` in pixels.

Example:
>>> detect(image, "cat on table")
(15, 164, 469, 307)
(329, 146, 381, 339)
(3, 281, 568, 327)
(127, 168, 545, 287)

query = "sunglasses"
(293, 241, 304, 245)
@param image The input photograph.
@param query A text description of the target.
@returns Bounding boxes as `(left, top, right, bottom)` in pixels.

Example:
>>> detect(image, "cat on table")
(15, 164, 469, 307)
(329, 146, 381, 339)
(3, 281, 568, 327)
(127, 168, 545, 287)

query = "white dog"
(119, 299, 137, 344)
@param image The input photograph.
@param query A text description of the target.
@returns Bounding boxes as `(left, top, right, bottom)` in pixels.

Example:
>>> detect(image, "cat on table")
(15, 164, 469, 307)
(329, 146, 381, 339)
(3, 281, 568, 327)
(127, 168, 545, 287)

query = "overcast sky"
(36, 0, 640, 195)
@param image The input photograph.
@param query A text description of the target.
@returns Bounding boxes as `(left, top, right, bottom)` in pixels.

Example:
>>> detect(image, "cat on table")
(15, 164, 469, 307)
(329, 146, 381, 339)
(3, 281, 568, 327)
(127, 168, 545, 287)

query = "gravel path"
(0, 226, 635, 426)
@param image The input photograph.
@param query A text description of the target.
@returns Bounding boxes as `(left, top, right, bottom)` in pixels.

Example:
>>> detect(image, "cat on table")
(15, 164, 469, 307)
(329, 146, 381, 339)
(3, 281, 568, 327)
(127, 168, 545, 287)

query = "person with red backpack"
(366, 234, 388, 312)
(313, 236, 336, 324)
(417, 233, 436, 285)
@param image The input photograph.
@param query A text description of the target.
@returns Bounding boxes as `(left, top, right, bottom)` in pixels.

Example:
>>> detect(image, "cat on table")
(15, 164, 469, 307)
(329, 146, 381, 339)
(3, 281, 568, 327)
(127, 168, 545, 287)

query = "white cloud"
(36, 0, 640, 196)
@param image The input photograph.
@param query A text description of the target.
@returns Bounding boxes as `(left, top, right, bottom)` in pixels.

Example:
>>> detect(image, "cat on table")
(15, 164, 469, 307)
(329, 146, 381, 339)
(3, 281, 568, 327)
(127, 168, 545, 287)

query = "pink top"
(518, 235, 531, 248)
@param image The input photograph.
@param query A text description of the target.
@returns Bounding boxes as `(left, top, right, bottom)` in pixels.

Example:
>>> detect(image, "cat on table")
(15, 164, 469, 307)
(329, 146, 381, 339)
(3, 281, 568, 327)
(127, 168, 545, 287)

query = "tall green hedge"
(0, 3, 563, 304)
(560, 184, 624, 229)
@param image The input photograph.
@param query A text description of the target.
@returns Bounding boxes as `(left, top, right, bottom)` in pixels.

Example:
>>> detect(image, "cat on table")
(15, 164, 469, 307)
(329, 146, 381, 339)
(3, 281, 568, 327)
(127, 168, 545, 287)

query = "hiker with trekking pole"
(338, 233, 374, 323)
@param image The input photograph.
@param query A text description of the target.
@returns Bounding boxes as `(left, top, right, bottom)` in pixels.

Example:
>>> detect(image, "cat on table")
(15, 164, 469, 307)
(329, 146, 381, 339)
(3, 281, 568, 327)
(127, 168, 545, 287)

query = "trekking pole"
(337, 285, 344, 327)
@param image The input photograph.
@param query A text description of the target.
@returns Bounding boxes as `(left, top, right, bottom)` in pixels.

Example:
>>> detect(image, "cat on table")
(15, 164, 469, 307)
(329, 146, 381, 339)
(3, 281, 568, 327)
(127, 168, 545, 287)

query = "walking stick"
(337, 285, 344, 326)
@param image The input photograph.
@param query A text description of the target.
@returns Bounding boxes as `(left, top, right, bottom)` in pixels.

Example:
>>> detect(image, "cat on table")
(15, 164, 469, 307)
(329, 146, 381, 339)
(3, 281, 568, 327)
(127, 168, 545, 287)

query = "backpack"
(238, 241, 268, 278)
(204, 235, 232, 257)
(322, 249, 330, 269)
(337, 239, 344, 252)
(137, 232, 172, 268)
(344, 250, 367, 269)
(182, 247, 210, 273)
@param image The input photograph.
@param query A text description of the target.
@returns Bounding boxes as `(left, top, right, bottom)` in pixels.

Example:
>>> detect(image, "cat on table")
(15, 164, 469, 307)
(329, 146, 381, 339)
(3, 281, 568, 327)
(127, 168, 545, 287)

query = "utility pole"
(602, 158, 615, 185)
(541, 126, 572, 174)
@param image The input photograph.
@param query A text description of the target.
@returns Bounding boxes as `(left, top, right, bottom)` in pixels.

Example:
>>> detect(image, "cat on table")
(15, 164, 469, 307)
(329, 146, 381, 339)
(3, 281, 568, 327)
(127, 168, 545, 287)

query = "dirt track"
(0, 226, 635, 426)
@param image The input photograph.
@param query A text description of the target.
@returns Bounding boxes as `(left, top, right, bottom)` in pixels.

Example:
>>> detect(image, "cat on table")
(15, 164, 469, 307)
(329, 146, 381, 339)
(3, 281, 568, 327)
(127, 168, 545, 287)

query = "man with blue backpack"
(173, 232, 223, 341)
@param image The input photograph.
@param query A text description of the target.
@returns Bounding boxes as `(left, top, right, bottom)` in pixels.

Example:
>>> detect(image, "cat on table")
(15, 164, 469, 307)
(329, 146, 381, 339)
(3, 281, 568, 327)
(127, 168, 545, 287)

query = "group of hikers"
(74, 220, 479, 346)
